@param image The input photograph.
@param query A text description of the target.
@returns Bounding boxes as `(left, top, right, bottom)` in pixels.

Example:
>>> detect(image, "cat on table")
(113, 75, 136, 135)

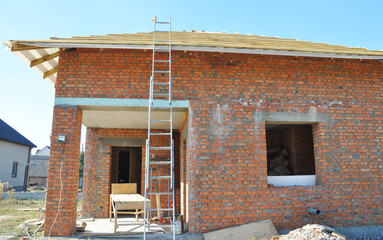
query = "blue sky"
(0, 0, 382, 151)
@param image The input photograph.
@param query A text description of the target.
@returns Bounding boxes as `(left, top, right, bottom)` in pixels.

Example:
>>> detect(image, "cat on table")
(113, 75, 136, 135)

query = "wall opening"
(266, 124, 316, 186)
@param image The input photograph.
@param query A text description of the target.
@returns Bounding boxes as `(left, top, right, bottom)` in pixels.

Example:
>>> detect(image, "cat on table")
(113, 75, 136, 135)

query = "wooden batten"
(10, 43, 45, 52)
(179, 110, 189, 132)
(43, 67, 57, 79)
(30, 52, 60, 67)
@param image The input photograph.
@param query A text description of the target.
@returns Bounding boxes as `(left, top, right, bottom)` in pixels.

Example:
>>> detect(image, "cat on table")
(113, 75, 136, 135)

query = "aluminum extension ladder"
(144, 17, 175, 240)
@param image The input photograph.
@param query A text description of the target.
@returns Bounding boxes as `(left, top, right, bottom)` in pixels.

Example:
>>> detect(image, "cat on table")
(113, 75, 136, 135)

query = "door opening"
(111, 147, 142, 194)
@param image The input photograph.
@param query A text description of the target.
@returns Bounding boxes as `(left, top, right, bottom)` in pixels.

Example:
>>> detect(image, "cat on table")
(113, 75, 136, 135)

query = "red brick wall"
(45, 105, 82, 236)
(290, 125, 315, 175)
(56, 48, 383, 234)
(180, 114, 189, 222)
(82, 128, 180, 218)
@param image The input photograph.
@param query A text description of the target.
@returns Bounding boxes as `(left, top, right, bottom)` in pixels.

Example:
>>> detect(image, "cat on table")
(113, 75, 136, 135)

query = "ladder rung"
(147, 208, 173, 211)
(153, 93, 170, 96)
(146, 224, 173, 228)
(155, 40, 169, 42)
(153, 82, 169, 85)
(151, 106, 171, 110)
(149, 147, 171, 150)
(150, 132, 171, 135)
(154, 60, 170, 62)
(154, 70, 170, 73)
(150, 119, 171, 122)
(150, 161, 172, 165)
(150, 176, 171, 179)
(147, 192, 172, 195)
(155, 31, 169, 33)
(154, 50, 170, 52)
(155, 21, 170, 24)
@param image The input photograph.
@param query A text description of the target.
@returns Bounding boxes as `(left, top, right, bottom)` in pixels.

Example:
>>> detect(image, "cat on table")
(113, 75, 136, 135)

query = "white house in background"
(0, 119, 36, 191)
(29, 146, 50, 187)
(35, 146, 50, 156)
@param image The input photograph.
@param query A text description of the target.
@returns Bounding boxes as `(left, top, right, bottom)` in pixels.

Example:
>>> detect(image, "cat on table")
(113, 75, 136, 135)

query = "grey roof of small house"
(0, 119, 36, 148)
(31, 155, 49, 160)
(29, 159, 49, 177)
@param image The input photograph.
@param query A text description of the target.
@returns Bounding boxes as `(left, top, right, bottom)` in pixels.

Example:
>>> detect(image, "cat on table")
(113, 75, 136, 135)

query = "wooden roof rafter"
(43, 67, 57, 79)
(3, 41, 59, 85)
(30, 51, 60, 67)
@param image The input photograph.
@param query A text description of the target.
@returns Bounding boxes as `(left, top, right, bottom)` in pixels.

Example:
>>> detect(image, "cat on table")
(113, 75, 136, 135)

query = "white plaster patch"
(309, 106, 317, 113)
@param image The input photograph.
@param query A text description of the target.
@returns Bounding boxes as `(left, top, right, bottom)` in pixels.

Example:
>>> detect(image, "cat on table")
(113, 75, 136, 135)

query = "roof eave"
(0, 137, 36, 148)
(11, 41, 383, 60)
(6, 41, 383, 86)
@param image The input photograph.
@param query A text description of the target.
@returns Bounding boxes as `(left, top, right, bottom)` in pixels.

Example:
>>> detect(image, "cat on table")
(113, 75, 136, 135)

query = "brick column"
(44, 105, 82, 236)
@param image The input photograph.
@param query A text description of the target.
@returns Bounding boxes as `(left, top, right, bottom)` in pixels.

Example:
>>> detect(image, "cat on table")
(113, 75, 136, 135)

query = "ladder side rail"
(149, 166, 153, 227)
(143, 139, 149, 238)
(172, 140, 176, 237)
(168, 16, 172, 106)
(145, 17, 157, 237)
(169, 16, 176, 237)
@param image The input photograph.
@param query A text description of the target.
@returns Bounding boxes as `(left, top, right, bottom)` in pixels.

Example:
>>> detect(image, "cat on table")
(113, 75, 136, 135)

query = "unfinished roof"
(4, 31, 383, 84)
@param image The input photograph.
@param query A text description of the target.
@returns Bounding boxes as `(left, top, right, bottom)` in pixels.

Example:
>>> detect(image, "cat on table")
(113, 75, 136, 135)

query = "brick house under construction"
(5, 31, 383, 236)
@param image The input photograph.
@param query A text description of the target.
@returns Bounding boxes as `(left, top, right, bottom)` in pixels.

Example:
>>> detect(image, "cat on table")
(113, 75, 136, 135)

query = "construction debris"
(267, 149, 292, 176)
(203, 219, 278, 240)
(274, 224, 346, 240)
(76, 221, 87, 232)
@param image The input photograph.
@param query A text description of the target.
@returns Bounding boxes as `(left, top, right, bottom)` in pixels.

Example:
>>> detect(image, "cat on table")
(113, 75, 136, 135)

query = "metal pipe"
(308, 207, 321, 215)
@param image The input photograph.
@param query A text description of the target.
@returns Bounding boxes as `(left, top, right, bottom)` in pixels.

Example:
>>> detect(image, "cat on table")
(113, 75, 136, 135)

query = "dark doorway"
(111, 147, 142, 194)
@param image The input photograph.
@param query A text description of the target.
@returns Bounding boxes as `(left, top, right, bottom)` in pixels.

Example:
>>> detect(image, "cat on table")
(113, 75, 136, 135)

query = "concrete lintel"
(55, 97, 189, 108)
(254, 111, 330, 123)
(100, 137, 146, 146)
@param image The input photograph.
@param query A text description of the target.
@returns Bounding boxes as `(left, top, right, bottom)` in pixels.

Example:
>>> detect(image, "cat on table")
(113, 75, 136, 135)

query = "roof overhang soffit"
(3, 41, 60, 85)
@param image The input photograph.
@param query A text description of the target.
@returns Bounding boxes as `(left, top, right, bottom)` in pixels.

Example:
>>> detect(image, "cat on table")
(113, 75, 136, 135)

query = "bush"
(0, 181, 15, 200)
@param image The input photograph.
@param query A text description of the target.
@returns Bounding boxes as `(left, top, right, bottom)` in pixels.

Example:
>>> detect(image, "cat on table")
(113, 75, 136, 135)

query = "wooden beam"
(30, 52, 59, 67)
(43, 67, 57, 79)
(179, 110, 189, 132)
(10, 43, 45, 52)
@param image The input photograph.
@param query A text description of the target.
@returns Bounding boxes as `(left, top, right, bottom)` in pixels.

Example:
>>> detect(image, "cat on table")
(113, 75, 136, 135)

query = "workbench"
(109, 194, 151, 233)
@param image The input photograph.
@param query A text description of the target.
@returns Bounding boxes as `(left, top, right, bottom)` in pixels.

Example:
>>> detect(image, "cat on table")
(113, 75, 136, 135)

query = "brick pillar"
(44, 105, 82, 236)
(82, 128, 112, 218)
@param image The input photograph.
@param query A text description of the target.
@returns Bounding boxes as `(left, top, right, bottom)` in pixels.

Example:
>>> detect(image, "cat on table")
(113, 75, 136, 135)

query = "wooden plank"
(43, 67, 57, 79)
(33, 222, 44, 234)
(10, 32, 383, 56)
(30, 51, 59, 67)
(111, 183, 137, 194)
(156, 194, 160, 218)
(203, 219, 278, 240)
(80, 231, 157, 237)
(10, 43, 45, 51)
(179, 110, 189, 132)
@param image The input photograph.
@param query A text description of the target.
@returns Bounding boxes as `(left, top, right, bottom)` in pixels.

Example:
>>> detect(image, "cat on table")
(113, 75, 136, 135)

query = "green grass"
(0, 198, 45, 239)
